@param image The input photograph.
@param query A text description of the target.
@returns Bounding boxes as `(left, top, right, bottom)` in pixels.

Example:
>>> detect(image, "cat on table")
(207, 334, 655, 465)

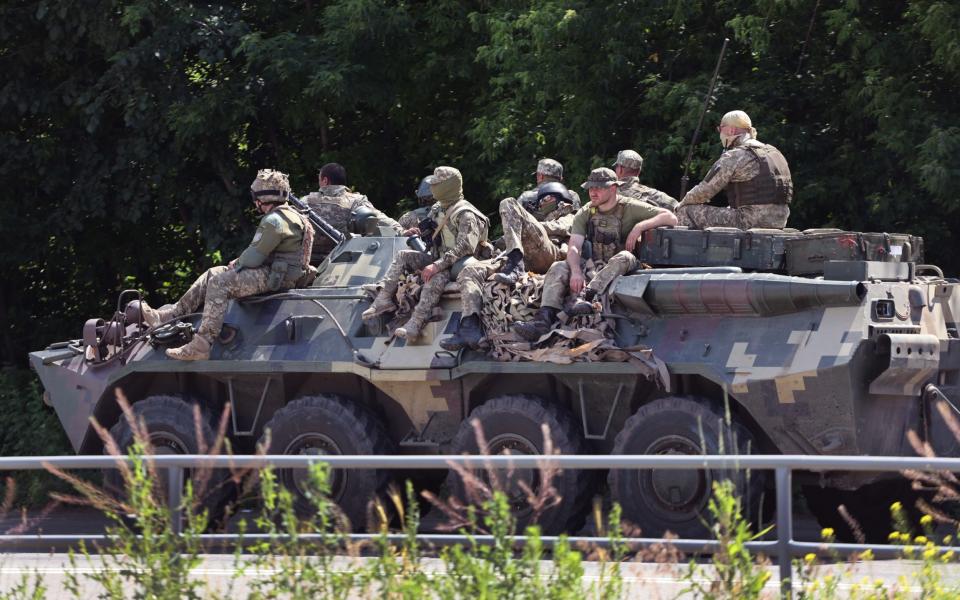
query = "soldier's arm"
(398, 210, 419, 231)
(655, 190, 679, 211)
(541, 213, 575, 238)
(354, 196, 404, 234)
(679, 151, 739, 207)
(625, 205, 678, 250)
(433, 212, 482, 271)
(235, 214, 284, 270)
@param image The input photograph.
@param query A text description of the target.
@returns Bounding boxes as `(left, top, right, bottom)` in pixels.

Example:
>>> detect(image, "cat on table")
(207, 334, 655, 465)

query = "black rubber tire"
(446, 395, 591, 535)
(105, 395, 232, 527)
(803, 479, 921, 544)
(258, 394, 394, 530)
(608, 396, 765, 539)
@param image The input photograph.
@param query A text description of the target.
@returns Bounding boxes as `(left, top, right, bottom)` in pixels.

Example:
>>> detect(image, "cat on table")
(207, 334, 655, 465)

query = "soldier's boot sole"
(142, 303, 178, 328)
(362, 294, 397, 320)
(512, 320, 551, 342)
(395, 317, 426, 341)
(439, 334, 466, 351)
(165, 335, 212, 361)
(567, 298, 600, 316)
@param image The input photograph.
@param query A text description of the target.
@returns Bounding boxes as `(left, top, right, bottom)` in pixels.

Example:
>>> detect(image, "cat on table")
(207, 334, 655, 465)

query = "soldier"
(398, 177, 435, 234)
(140, 169, 313, 360)
(675, 110, 792, 230)
(303, 162, 402, 261)
(494, 158, 581, 285)
(513, 168, 677, 341)
(362, 166, 489, 343)
(613, 150, 678, 210)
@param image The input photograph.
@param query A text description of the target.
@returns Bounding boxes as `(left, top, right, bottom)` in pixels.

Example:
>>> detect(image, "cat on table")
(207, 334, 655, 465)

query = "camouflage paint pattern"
(676, 203, 790, 230)
(28, 228, 960, 494)
(619, 177, 678, 211)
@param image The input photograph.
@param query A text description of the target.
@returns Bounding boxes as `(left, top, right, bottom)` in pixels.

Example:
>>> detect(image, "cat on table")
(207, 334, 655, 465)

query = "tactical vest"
(726, 143, 793, 208)
(266, 205, 313, 289)
(306, 189, 363, 260)
(434, 199, 489, 255)
(586, 199, 627, 264)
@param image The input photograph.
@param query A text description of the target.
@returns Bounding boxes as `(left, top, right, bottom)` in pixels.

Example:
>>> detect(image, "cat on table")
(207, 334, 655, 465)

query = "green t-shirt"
(570, 194, 663, 240)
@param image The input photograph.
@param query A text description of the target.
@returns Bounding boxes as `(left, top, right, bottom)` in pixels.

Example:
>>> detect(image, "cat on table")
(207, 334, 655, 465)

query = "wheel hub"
(639, 435, 709, 517)
(283, 433, 344, 502)
(485, 433, 540, 513)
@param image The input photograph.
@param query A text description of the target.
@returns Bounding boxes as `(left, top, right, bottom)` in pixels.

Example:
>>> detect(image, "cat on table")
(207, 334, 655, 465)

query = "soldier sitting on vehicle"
(140, 169, 313, 361)
(676, 110, 792, 230)
(494, 158, 581, 286)
(398, 177, 436, 235)
(302, 162, 403, 262)
(613, 149, 678, 210)
(513, 168, 677, 340)
(362, 166, 489, 343)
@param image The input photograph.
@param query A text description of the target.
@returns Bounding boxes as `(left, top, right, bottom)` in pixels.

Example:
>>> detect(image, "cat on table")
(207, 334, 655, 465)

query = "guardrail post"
(776, 466, 793, 599)
(167, 466, 183, 535)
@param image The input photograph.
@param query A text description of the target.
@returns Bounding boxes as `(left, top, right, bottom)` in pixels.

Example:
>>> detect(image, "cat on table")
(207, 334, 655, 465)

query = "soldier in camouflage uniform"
(303, 162, 402, 262)
(140, 169, 313, 360)
(362, 166, 489, 343)
(513, 168, 677, 341)
(676, 111, 793, 230)
(398, 177, 435, 234)
(613, 150, 678, 210)
(495, 158, 581, 285)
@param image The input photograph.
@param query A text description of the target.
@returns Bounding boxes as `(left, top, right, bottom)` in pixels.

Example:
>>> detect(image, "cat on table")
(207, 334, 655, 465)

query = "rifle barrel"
(288, 193, 346, 245)
(679, 38, 729, 200)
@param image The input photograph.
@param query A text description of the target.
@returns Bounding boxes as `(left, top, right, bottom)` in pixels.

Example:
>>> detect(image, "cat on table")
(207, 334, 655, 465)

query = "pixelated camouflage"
(28, 218, 960, 533)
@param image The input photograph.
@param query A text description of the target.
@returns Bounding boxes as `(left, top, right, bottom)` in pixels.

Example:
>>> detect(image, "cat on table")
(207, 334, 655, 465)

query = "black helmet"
(416, 177, 433, 206)
(536, 181, 572, 204)
(349, 206, 380, 235)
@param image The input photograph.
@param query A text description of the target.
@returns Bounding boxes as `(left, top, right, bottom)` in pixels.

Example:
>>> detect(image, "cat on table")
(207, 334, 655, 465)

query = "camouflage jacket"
(432, 200, 489, 271)
(619, 177, 678, 211)
(398, 205, 433, 231)
(304, 185, 402, 235)
(680, 137, 766, 207)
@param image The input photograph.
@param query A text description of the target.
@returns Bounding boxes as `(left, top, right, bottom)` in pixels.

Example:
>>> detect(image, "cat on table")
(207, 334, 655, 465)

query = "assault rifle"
(288, 193, 346, 246)
(679, 38, 729, 200)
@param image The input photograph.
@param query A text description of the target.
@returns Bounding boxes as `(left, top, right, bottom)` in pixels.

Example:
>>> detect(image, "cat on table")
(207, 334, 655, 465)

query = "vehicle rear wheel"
(446, 395, 591, 535)
(105, 395, 232, 527)
(258, 394, 394, 530)
(608, 396, 764, 539)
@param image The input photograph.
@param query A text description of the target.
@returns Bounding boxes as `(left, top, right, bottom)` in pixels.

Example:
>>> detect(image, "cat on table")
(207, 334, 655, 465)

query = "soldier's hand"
(570, 271, 585, 294)
(422, 263, 440, 282)
(403, 227, 420, 236)
(625, 225, 644, 251)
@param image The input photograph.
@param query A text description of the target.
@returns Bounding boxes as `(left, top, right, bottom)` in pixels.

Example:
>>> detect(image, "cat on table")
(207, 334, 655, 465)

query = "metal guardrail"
(1, 453, 959, 599)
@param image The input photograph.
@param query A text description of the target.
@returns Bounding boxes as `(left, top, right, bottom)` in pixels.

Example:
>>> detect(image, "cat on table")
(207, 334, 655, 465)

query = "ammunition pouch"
(267, 261, 288, 291)
(581, 240, 594, 261)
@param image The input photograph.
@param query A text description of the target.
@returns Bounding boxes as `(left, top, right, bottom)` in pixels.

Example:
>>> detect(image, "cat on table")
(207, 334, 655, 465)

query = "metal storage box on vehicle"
(638, 226, 801, 271)
(784, 230, 923, 275)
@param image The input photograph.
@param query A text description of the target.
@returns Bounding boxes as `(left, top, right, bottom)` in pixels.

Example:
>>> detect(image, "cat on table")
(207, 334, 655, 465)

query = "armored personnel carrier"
(29, 223, 960, 538)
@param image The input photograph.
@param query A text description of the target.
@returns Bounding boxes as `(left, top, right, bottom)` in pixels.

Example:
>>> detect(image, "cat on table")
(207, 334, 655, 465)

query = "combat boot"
(568, 288, 600, 316)
(362, 291, 397, 320)
(395, 315, 426, 341)
(512, 306, 559, 342)
(141, 302, 178, 328)
(165, 335, 211, 361)
(439, 314, 484, 351)
(494, 249, 525, 286)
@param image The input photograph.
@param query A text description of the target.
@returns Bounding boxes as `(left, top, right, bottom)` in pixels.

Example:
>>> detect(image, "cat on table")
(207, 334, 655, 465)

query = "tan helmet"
(250, 169, 291, 203)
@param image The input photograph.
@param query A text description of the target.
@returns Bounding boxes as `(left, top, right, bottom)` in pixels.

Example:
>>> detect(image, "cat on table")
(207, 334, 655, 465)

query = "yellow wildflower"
(915, 535, 928, 544)
(821, 527, 835, 539)
(860, 549, 874, 561)
(890, 501, 903, 512)
(888, 531, 900, 541)
(920, 514, 933, 526)
(804, 553, 816, 563)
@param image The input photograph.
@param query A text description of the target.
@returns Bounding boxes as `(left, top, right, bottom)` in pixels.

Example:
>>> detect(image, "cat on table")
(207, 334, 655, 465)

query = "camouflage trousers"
(676, 203, 790, 230)
(499, 197, 563, 273)
(457, 257, 505, 317)
(540, 258, 605, 310)
(174, 265, 271, 341)
(381, 250, 452, 324)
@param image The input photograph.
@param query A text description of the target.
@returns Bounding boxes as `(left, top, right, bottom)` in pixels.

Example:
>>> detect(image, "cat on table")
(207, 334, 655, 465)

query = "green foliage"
(2, 0, 959, 366)
(682, 479, 772, 599)
(0, 369, 73, 505)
